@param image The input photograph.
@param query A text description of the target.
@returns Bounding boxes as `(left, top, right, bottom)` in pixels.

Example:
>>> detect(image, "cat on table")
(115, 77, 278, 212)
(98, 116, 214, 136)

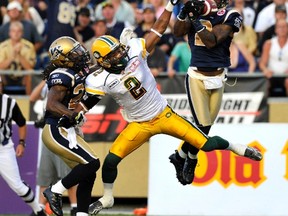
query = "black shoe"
(43, 187, 63, 216)
(70, 207, 77, 216)
(244, 147, 263, 161)
(183, 157, 198, 184)
(89, 200, 104, 215)
(169, 151, 187, 185)
(89, 198, 114, 215)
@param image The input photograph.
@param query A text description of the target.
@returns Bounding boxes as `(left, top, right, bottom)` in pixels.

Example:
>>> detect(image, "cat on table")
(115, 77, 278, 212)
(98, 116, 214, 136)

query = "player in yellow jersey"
(68, 0, 262, 214)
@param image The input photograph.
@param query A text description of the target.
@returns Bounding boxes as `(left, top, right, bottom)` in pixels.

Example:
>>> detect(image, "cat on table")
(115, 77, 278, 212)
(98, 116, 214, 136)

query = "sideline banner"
(82, 75, 269, 142)
(0, 123, 39, 214)
(148, 124, 288, 216)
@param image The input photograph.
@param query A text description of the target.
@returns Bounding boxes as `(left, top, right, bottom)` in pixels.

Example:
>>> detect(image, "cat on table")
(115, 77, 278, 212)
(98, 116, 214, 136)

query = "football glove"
(184, 0, 205, 21)
(177, 5, 187, 21)
(58, 111, 86, 129)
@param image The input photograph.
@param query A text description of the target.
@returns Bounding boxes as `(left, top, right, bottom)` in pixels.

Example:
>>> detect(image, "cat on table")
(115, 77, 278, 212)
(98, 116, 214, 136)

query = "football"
(202, 0, 218, 16)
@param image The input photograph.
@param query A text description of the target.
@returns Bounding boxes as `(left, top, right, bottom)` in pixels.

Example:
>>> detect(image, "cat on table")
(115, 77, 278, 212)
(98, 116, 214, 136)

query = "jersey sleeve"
(127, 38, 148, 60)
(47, 69, 75, 89)
(12, 102, 26, 127)
(85, 72, 106, 97)
(223, 10, 243, 33)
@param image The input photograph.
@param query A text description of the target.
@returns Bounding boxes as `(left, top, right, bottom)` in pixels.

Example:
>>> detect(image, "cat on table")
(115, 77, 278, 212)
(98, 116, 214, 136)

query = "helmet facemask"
(49, 36, 91, 73)
(99, 44, 130, 74)
(66, 44, 91, 72)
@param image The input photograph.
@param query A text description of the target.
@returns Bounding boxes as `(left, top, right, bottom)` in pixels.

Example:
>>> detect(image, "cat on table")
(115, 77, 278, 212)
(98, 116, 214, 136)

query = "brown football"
(202, 0, 218, 16)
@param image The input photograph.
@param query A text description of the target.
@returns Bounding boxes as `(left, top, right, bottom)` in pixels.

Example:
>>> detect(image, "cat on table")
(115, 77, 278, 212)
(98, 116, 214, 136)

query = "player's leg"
(169, 74, 212, 184)
(89, 122, 152, 215)
(42, 125, 99, 216)
(0, 144, 45, 215)
(55, 151, 77, 216)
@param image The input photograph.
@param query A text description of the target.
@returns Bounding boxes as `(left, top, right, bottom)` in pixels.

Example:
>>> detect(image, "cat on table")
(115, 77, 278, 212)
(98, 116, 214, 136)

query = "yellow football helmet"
(91, 35, 129, 74)
(48, 36, 90, 70)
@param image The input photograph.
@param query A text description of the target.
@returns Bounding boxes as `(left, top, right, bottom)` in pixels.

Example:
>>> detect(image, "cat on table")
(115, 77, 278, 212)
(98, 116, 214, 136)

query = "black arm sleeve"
(12, 103, 26, 127)
(80, 93, 102, 110)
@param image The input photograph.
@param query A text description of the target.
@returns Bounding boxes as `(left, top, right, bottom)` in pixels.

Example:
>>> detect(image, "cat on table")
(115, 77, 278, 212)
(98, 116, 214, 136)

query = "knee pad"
(103, 153, 122, 170)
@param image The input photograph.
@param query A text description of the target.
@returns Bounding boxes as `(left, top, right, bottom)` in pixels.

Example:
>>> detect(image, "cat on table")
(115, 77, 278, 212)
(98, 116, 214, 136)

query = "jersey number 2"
(124, 77, 147, 100)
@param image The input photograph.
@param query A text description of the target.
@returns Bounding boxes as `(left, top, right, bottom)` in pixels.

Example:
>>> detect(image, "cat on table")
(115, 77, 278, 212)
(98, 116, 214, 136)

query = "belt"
(195, 69, 224, 76)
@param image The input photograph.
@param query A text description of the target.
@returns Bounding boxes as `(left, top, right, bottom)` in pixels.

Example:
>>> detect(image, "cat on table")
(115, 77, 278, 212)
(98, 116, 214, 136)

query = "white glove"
(120, 27, 137, 45)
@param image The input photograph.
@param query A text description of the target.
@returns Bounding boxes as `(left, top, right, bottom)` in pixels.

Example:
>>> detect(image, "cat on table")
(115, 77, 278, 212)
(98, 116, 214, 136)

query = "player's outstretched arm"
(145, 0, 177, 53)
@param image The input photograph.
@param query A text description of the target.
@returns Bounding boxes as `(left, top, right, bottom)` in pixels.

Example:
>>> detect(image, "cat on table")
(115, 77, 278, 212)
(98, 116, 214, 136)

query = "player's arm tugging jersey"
(83, 38, 168, 122)
(44, 68, 86, 125)
(188, 8, 243, 68)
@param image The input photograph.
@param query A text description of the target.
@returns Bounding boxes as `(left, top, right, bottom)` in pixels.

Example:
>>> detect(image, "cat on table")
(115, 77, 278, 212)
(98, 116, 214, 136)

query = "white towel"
(65, 127, 78, 149)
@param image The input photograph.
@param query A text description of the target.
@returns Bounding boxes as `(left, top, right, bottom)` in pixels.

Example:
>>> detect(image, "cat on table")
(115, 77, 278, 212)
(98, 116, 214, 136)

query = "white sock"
(76, 212, 88, 216)
(188, 152, 198, 160)
(178, 149, 187, 159)
(226, 142, 246, 156)
(28, 200, 42, 214)
(39, 203, 45, 210)
(71, 203, 77, 208)
(51, 180, 67, 194)
(99, 183, 114, 208)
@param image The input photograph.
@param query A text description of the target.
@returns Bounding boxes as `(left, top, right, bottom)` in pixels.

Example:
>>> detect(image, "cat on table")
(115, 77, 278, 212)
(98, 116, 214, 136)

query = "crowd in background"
(0, 0, 287, 96)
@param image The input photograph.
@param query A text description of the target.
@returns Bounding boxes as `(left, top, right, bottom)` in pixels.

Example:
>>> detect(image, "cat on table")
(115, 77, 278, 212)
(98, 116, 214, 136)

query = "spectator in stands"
(95, 0, 136, 26)
(0, 21, 36, 95)
(0, 1, 44, 52)
(254, 0, 288, 38)
(147, 45, 167, 77)
(233, 22, 258, 55)
(134, 5, 155, 37)
(44, 0, 77, 50)
(34, 0, 47, 21)
(0, 1, 7, 25)
(167, 35, 191, 77)
(259, 18, 288, 97)
(85, 19, 108, 63)
(76, 0, 95, 23)
(134, 4, 178, 56)
(100, 1, 131, 39)
(231, 0, 256, 27)
(2, 0, 45, 35)
(229, 40, 256, 73)
(258, 4, 287, 54)
(74, 7, 94, 44)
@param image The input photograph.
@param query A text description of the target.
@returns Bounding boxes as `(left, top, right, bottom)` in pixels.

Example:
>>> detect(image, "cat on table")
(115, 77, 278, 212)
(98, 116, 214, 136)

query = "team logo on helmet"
(49, 45, 63, 61)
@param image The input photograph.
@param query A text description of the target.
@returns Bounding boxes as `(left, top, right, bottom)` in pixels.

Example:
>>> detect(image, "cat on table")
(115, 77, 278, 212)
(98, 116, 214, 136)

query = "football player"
(41, 36, 100, 216)
(169, 0, 244, 185)
(70, 0, 261, 214)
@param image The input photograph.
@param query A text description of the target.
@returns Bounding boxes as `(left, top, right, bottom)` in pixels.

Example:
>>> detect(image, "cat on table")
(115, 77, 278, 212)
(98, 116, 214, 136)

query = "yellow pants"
(110, 106, 208, 158)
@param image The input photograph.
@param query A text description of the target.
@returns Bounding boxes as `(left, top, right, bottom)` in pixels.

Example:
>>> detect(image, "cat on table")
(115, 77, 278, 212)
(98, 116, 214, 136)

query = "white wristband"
(151, 28, 163, 37)
(165, 1, 174, 12)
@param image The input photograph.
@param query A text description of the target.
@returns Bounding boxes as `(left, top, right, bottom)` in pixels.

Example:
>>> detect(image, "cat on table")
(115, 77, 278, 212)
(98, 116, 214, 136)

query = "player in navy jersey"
(41, 36, 100, 216)
(169, 0, 243, 185)
(45, 0, 77, 50)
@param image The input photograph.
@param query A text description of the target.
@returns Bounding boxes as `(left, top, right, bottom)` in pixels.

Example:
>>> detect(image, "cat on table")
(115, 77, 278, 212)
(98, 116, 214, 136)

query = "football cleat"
(89, 200, 103, 215)
(244, 147, 263, 161)
(169, 151, 187, 185)
(43, 187, 63, 216)
(183, 157, 198, 184)
(89, 197, 114, 215)
(29, 209, 46, 216)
